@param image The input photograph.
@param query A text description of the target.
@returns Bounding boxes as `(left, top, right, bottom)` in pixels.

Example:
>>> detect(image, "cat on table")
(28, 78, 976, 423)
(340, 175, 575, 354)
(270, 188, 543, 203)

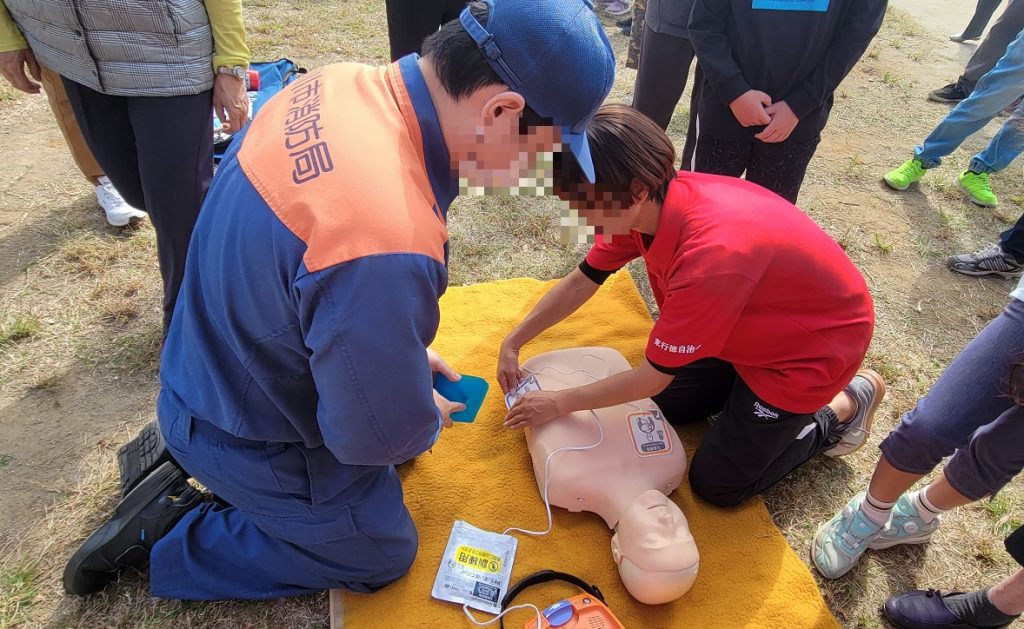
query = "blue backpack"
(213, 58, 306, 162)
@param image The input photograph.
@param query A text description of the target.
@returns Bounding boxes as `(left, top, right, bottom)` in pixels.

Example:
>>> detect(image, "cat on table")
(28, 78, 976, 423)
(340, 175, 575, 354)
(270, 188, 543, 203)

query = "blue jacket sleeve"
(295, 253, 447, 466)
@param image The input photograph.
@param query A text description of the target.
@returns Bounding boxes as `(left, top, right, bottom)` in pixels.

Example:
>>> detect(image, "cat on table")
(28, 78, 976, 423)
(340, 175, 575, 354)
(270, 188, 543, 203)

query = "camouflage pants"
(626, 0, 647, 70)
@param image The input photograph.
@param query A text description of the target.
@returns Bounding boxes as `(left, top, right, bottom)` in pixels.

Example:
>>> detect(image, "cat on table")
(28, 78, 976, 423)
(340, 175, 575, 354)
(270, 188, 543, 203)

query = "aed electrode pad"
(505, 375, 541, 410)
(432, 520, 519, 615)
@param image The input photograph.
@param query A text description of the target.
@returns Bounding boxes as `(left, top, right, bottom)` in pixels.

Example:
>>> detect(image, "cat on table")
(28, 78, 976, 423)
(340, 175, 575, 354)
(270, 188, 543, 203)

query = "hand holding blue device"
(433, 373, 490, 423)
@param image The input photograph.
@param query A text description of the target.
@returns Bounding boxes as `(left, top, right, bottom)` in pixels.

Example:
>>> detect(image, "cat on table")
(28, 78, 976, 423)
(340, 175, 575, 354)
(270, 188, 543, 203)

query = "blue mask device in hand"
(433, 374, 490, 423)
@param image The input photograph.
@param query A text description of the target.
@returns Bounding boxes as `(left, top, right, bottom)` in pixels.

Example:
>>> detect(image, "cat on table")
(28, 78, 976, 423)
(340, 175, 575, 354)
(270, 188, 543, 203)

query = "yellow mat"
(344, 272, 838, 629)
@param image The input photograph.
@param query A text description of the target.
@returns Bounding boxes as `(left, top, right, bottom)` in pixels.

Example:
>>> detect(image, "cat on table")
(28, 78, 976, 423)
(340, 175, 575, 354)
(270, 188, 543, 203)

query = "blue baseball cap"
(459, 0, 615, 183)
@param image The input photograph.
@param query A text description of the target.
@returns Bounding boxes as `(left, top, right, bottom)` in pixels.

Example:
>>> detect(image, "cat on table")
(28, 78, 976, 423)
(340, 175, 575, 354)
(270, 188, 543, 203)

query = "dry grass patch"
(0, 316, 39, 347)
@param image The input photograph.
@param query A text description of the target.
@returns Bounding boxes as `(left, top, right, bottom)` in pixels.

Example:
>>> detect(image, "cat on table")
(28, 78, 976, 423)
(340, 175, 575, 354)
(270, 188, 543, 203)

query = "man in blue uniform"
(63, 0, 615, 599)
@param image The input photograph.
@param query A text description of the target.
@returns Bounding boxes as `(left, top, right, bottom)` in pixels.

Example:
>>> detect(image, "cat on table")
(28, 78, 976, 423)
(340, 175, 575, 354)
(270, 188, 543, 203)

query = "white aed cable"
(502, 354, 656, 538)
(463, 602, 541, 628)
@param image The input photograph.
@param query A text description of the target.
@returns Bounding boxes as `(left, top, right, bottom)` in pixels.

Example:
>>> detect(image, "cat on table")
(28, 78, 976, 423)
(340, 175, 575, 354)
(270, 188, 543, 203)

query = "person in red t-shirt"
(498, 105, 884, 507)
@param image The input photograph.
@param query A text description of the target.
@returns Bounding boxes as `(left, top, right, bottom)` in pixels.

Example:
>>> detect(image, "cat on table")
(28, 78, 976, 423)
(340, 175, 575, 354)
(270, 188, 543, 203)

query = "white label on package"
(505, 375, 541, 409)
(628, 409, 673, 457)
(431, 520, 518, 614)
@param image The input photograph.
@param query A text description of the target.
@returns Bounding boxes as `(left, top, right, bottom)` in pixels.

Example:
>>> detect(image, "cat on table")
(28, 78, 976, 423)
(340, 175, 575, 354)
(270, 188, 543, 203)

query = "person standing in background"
(632, 0, 695, 130)
(882, 30, 1024, 278)
(931, 0, 1024, 102)
(0, 20, 145, 227)
(385, 0, 466, 62)
(0, 0, 251, 331)
(625, 0, 647, 71)
(953, 0, 1003, 42)
(684, 0, 887, 204)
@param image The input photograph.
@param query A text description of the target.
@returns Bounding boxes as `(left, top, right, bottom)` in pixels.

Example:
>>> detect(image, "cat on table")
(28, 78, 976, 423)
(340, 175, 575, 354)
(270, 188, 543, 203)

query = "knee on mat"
(319, 536, 415, 594)
(688, 461, 752, 508)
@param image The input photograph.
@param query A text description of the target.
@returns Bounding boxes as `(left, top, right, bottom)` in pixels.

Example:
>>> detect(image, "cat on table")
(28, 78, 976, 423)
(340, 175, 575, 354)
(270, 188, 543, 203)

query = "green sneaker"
(883, 159, 927, 190)
(957, 170, 998, 206)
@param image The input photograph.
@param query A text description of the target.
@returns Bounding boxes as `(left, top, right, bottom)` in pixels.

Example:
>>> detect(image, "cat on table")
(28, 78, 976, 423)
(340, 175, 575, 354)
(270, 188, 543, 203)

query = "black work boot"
(63, 462, 203, 596)
(117, 421, 181, 497)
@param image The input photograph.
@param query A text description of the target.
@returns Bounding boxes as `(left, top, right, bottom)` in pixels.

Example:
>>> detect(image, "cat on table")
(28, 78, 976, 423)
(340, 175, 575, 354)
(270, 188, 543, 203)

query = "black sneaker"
(615, 16, 632, 28)
(117, 421, 180, 497)
(948, 243, 1024, 277)
(63, 462, 203, 596)
(929, 82, 970, 103)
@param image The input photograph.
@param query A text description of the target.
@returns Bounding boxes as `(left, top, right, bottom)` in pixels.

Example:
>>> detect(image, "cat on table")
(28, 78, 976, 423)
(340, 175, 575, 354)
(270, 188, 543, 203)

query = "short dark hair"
(421, 1, 552, 131)
(421, 2, 502, 101)
(555, 104, 676, 210)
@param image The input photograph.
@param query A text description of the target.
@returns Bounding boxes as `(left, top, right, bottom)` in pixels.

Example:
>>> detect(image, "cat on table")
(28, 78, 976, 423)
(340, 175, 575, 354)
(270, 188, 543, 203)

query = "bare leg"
(989, 569, 1024, 615)
(827, 391, 856, 423)
(921, 471, 974, 511)
(864, 456, 925, 503)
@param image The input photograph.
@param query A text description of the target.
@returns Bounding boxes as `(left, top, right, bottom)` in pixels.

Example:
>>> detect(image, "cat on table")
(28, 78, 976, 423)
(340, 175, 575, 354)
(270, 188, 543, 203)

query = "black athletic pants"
(1006, 524, 1024, 567)
(385, 0, 467, 62)
(691, 130, 820, 204)
(632, 25, 695, 130)
(679, 67, 819, 204)
(62, 78, 214, 331)
(652, 358, 843, 507)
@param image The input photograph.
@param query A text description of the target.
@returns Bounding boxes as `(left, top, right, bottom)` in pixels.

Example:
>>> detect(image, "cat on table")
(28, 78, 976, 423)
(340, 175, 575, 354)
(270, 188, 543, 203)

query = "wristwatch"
(217, 65, 247, 81)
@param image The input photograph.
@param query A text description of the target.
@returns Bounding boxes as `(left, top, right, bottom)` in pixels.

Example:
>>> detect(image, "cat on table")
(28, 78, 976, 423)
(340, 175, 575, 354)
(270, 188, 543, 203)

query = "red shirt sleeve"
(646, 273, 757, 373)
(585, 234, 642, 272)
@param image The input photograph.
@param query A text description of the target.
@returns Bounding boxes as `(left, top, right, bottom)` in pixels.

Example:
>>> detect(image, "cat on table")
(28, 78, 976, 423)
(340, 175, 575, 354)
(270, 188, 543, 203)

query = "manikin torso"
(519, 347, 699, 605)
(522, 348, 684, 527)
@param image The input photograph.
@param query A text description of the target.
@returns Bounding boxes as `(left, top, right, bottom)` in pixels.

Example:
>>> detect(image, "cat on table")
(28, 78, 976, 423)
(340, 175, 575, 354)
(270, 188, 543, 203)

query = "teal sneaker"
(868, 493, 940, 550)
(957, 170, 998, 206)
(811, 492, 887, 579)
(884, 158, 927, 190)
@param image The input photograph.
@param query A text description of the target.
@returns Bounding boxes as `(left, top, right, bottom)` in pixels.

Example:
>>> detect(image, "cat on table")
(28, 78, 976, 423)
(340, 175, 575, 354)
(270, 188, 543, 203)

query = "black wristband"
(578, 259, 616, 285)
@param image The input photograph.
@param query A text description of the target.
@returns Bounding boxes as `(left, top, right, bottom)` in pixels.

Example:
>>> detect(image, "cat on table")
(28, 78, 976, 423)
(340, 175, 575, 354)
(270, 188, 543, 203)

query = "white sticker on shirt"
(505, 374, 541, 410)
(628, 410, 674, 457)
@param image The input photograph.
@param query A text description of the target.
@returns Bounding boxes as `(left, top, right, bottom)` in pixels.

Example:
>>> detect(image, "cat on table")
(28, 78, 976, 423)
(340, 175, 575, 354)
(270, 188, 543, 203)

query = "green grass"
(0, 454, 10, 468)
(0, 82, 21, 103)
(0, 564, 39, 628)
(982, 493, 1024, 536)
(0, 315, 40, 346)
(873, 233, 894, 253)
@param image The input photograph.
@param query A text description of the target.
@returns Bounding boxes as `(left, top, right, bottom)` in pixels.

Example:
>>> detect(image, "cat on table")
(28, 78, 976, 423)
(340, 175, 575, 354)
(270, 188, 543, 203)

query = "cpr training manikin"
(518, 347, 699, 605)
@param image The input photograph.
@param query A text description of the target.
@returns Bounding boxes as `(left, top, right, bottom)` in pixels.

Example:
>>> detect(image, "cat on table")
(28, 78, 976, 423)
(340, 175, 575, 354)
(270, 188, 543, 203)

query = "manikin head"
(610, 489, 699, 605)
(419, 0, 615, 192)
(555, 104, 677, 238)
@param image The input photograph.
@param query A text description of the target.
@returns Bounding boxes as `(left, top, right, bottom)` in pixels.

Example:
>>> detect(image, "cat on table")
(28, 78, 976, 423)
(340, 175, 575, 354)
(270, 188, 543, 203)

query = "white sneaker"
(94, 177, 147, 227)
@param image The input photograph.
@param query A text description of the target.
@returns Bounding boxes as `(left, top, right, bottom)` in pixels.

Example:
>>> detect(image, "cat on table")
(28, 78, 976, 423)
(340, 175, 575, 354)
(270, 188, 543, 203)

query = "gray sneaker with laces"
(824, 370, 885, 458)
(948, 244, 1024, 278)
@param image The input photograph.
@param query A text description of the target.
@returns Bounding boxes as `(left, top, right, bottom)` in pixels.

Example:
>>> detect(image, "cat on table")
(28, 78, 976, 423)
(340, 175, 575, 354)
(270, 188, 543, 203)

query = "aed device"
(433, 374, 489, 423)
(500, 571, 626, 629)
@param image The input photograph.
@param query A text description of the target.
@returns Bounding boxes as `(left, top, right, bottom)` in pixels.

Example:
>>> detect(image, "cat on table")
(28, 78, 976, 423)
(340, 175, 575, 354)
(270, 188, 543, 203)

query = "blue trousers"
(915, 29, 1024, 175)
(880, 298, 1024, 501)
(150, 394, 418, 600)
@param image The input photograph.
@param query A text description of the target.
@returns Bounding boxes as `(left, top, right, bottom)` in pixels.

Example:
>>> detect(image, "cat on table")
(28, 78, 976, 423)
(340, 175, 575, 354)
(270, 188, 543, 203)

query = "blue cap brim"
(564, 130, 596, 184)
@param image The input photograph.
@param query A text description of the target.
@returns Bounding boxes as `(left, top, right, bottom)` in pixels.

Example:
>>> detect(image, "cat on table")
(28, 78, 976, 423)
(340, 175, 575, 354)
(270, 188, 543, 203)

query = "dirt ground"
(2, 1, 1024, 627)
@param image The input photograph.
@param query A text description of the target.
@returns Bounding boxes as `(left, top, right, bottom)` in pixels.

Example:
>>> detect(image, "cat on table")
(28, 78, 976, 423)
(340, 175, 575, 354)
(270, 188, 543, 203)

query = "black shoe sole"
(948, 266, 1024, 278)
(927, 94, 965, 104)
(117, 421, 179, 497)
(63, 462, 186, 596)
